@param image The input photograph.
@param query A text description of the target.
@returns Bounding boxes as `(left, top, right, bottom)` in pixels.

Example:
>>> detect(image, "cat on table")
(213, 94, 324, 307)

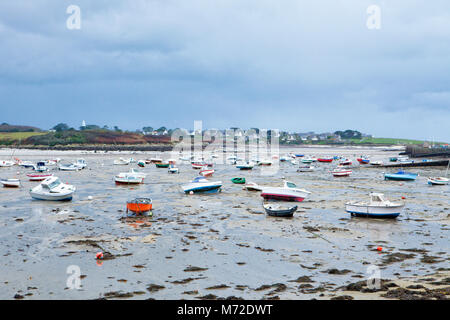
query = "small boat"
(167, 159, 176, 165)
(155, 162, 170, 168)
(345, 193, 404, 218)
(45, 158, 60, 166)
(294, 154, 304, 158)
(168, 165, 179, 174)
(33, 162, 48, 172)
(301, 158, 314, 164)
(137, 160, 145, 167)
(182, 177, 222, 194)
(357, 158, 370, 165)
(243, 182, 263, 191)
(427, 177, 449, 185)
(384, 171, 418, 181)
(297, 165, 315, 172)
(15, 159, 35, 168)
(126, 198, 152, 215)
(0, 160, 15, 167)
(236, 162, 254, 170)
(259, 160, 272, 166)
(58, 163, 80, 171)
(370, 161, 383, 166)
(332, 168, 352, 177)
(199, 169, 214, 177)
(114, 169, 146, 185)
(149, 158, 162, 163)
(30, 176, 76, 201)
(114, 158, 130, 165)
(263, 203, 298, 217)
(389, 157, 398, 162)
(261, 181, 311, 202)
(280, 156, 290, 162)
(290, 159, 298, 165)
(192, 162, 206, 169)
(317, 158, 333, 163)
(27, 173, 53, 181)
(231, 177, 246, 184)
(0, 178, 20, 188)
(339, 159, 352, 166)
(73, 158, 87, 169)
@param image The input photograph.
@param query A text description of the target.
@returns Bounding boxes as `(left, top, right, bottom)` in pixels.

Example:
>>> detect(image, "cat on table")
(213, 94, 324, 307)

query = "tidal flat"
(0, 146, 448, 300)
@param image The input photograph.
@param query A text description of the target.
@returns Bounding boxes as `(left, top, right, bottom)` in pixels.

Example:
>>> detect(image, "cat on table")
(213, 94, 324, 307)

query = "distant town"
(0, 122, 448, 149)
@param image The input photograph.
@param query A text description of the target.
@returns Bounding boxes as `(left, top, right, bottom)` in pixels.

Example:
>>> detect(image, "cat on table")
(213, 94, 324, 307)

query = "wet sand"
(0, 146, 448, 300)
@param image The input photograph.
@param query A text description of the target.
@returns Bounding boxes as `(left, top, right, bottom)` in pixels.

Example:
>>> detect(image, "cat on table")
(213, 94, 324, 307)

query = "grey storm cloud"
(0, 0, 449, 141)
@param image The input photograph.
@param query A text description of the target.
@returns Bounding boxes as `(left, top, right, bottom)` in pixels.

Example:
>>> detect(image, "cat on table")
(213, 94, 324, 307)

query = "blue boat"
(384, 170, 418, 181)
(295, 154, 304, 157)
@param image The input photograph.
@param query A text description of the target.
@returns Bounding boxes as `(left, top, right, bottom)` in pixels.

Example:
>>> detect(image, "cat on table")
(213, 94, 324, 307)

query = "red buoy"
(377, 247, 382, 252)
(96, 252, 103, 259)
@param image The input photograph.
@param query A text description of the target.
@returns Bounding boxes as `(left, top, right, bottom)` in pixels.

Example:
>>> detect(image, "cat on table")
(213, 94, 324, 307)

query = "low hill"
(0, 123, 41, 132)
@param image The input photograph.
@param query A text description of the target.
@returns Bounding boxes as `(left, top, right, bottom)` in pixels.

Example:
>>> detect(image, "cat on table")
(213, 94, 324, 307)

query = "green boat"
(231, 177, 246, 184)
(389, 157, 398, 162)
(156, 163, 170, 168)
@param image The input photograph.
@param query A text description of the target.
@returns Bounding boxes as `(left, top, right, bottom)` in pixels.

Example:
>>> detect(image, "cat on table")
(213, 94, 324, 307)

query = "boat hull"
(30, 191, 74, 201)
(264, 205, 298, 217)
(384, 174, 417, 181)
(345, 203, 403, 218)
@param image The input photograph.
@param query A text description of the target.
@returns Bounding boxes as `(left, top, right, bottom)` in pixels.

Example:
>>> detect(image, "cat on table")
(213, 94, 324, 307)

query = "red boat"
(317, 158, 333, 163)
(27, 173, 53, 181)
(357, 158, 370, 164)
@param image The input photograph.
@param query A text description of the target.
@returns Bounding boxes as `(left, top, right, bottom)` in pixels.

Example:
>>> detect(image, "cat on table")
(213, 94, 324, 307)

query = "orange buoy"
(401, 196, 406, 199)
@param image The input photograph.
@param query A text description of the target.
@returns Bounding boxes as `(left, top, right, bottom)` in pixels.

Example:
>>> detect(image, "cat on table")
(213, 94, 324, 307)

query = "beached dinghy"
(357, 158, 370, 165)
(0, 160, 15, 167)
(261, 181, 311, 202)
(192, 162, 206, 169)
(339, 159, 352, 166)
(137, 160, 145, 167)
(243, 182, 263, 191)
(126, 198, 152, 215)
(168, 164, 179, 174)
(15, 159, 35, 168)
(114, 158, 130, 165)
(1, 179, 21, 188)
(345, 193, 404, 218)
(297, 165, 315, 172)
(58, 163, 80, 171)
(199, 168, 214, 177)
(114, 169, 146, 185)
(27, 173, 53, 181)
(384, 171, 418, 181)
(370, 161, 383, 166)
(182, 177, 222, 194)
(30, 177, 75, 201)
(236, 162, 254, 170)
(317, 158, 333, 163)
(427, 177, 449, 185)
(263, 203, 298, 217)
(156, 162, 170, 168)
(332, 168, 352, 177)
(231, 177, 246, 184)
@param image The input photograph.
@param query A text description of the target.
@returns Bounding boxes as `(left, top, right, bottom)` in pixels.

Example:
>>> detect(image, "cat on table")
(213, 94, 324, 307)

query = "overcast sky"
(0, 0, 449, 141)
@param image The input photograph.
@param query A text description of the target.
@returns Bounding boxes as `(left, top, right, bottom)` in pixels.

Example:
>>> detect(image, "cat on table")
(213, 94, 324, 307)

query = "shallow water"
(0, 147, 448, 299)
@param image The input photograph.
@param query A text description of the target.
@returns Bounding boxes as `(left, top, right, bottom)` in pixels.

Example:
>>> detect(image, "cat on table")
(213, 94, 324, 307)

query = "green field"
(0, 132, 46, 141)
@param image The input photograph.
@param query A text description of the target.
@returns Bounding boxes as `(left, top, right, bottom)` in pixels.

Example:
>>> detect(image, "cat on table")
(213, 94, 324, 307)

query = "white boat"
(182, 177, 222, 194)
(236, 162, 254, 170)
(243, 182, 263, 191)
(45, 159, 60, 166)
(0, 178, 20, 188)
(73, 158, 87, 169)
(114, 158, 130, 165)
(290, 160, 298, 165)
(260, 181, 311, 202)
(428, 162, 449, 185)
(199, 168, 214, 177)
(427, 177, 449, 185)
(332, 168, 352, 177)
(297, 165, 315, 172)
(58, 163, 80, 171)
(33, 162, 48, 172)
(259, 159, 273, 166)
(114, 169, 146, 184)
(370, 161, 383, 166)
(16, 159, 35, 168)
(30, 176, 75, 201)
(168, 165, 179, 174)
(345, 193, 404, 218)
(0, 160, 15, 167)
